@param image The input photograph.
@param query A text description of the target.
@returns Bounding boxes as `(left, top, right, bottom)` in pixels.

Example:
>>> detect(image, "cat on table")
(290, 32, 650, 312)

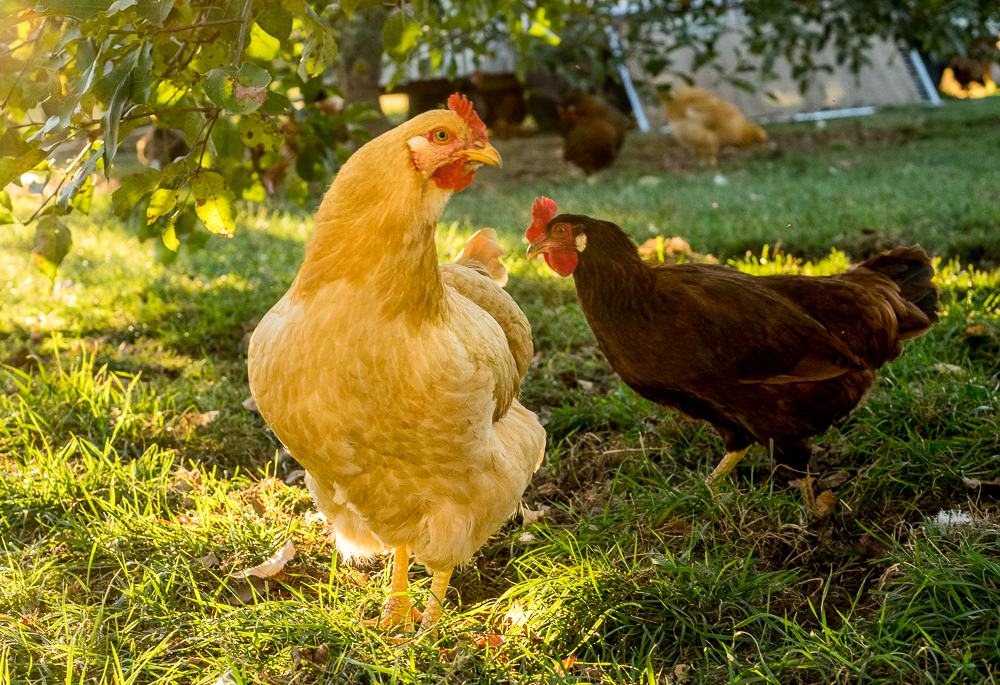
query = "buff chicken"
(248, 94, 545, 633)
(525, 198, 938, 506)
(659, 87, 767, 168)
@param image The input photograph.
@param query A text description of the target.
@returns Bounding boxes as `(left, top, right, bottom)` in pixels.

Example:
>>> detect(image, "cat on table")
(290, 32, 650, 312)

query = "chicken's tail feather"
(853, 245, 940, 338)
(455, 227, 508, 286)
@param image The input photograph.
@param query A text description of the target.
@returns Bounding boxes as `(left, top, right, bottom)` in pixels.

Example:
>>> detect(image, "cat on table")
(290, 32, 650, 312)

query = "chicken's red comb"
(448, 93, 488, 141)
(526, 197, 558, 242)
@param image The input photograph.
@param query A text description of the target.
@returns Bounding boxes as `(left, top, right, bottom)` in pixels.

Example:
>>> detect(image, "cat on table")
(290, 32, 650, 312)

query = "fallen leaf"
(816, 470, 851, 490)
(291, 643, 329, 668)
(440, 641, 465, 662)
(812, 490, 837, 520)
(959, 324, 989, 343)
(247, 494, 266, 516)
(555, 655, 578, 677)
(962, 476, 1000, 488)
(931, 362, 966, 376)
(231, 539, 294, 579)
(521, 504, 548, 527)
(242, 396, 258, 413)
(213, 670, 240, 685)
(517, 531, 537, 544)
(284, 469, 307, 485)
(471, 633, 504, 649)
(198, 410, 220, 425)
(657, 519, 692, 536)
(233, 575, 268, 604)
(173, 467, 202, 493)
(577, 379, 594, 391)
(855, 532, 890, 558)
(199, 552, 220, 569)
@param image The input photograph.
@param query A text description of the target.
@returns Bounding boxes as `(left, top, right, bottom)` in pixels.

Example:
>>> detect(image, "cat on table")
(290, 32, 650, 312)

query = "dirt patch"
(526, 432, 632, 520)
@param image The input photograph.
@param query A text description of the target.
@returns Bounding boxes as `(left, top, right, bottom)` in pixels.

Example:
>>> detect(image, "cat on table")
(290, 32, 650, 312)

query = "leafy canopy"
(2, 0, 997, 280)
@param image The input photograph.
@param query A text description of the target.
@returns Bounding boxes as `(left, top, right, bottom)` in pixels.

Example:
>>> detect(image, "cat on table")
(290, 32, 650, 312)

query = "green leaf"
(246, 22, 281, 61)
(70, 175, 94, 215)
(340, 0, 380, 17)
(0, 149, 48, 190)
(131, 42, 156, 100)
(36, 0, 114, 20)
(112, 168, 161, 218)
(285, 176, 308, 206)
(161, 222, 180, 251)
(147, 187, 179, 223)
(340, 0, 360, 17)
(0, 188, 13, 224)
(204, 67, 270, 115)
(103, 0, 137, 16)
(31, 216, 73, 283)
(258, 3, 292, 42)
(237, 62, 271, 88)
(135, 0, 174, 23)
(0, 129, 33, 158)
(383, 12, 422, 63)
(238, 113, 283, 153)
(242, 182, 265, 202)
(298, 10, 338, 82)
(58, 146, 100, 210)
(190, 171, 236, 237)
(257, 90, 291, 116)
(102, 71, 131, 172)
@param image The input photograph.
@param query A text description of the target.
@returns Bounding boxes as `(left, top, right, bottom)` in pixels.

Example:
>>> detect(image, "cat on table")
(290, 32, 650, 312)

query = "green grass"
(2, 98, 1000, 684)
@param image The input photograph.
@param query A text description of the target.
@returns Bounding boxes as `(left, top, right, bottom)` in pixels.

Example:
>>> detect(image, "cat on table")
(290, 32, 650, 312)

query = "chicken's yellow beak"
(526, 242, 548, 260)
(458, 143, 502, 168)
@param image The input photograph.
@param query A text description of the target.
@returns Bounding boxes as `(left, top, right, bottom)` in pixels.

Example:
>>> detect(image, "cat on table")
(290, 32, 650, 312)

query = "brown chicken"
(248, 95, 545, 633)
(558, 94, 630, 176)
(659, 87, 767, 168)
(525, 198, 938, 504)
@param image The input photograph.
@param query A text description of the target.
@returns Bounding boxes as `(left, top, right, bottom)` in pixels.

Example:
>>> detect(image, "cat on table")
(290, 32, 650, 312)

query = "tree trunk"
(337, 7, 391, 138)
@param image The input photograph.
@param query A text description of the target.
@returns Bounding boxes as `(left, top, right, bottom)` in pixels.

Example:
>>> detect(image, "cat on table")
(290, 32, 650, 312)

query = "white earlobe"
(576, 233, 587, 252)
(408, 136, 431, 176)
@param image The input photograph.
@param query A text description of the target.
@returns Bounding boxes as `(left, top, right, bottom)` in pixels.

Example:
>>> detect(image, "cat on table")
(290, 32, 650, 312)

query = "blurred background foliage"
(1, 0, 998, 280)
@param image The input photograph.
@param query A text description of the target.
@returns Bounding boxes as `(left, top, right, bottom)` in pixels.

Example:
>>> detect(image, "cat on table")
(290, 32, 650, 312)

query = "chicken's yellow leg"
(378, 547, 418, 630)
(705, 448, 749, 486)
(419, 568, 453, 634)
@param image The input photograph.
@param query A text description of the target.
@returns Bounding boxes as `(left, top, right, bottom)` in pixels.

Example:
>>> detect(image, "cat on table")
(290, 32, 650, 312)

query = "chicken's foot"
(705, 447, 749, 486)
(419, 568, 453, 635)
(377, 547, 421, 630)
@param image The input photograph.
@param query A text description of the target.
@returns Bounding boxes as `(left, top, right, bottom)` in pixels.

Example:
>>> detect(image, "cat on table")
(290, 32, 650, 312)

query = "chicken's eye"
(553, 225, 567, 238)
(434, 129, 450, 143)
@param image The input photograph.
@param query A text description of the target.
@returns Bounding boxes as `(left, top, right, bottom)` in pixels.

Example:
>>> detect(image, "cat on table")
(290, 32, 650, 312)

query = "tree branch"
(233, 0, 255, 67)
(108, 18, 243, 35)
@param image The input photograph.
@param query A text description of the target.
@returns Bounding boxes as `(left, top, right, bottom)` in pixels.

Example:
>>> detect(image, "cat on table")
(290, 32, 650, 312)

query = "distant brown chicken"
(659, 87, 767, 168)
(558, 94, 630, 176)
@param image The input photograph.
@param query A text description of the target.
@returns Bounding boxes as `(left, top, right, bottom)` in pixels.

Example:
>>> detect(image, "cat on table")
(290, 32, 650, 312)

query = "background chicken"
(659, 86, 768, 168)
(525, 198, 938, 507)
(557, 93, 630, 176)
(248, 95, 545, 633)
